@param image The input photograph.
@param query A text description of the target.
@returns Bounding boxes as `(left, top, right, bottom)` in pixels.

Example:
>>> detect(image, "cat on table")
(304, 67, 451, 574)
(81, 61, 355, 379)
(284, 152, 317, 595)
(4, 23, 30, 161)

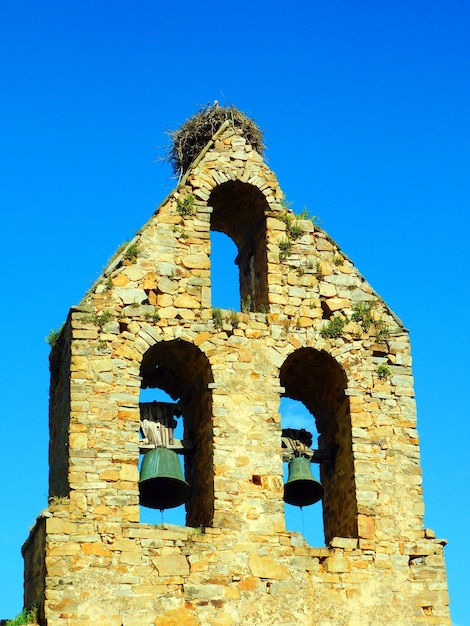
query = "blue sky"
(1, 1, 469, 622)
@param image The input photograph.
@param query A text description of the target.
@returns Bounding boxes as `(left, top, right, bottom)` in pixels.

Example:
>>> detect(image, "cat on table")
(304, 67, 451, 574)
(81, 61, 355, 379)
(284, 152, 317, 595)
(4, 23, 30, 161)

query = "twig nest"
(168, 104, 264, 175)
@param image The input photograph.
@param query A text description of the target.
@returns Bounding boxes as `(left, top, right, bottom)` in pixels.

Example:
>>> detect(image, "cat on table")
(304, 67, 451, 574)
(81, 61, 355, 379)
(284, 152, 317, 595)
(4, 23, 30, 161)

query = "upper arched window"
(209, 181, 269, 313)
(210, 231, 239, 310)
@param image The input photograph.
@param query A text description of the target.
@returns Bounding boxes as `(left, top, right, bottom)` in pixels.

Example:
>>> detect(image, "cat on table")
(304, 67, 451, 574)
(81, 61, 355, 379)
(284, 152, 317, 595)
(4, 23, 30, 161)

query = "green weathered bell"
(139, 447, 190, 510)
(284, 456, 324, 507)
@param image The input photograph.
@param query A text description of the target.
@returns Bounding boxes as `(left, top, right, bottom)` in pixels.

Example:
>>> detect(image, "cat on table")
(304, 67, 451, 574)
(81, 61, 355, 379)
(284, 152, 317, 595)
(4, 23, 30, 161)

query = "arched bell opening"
(139, 339, 214, 528)
(209, 181, 269, 313)
(138, 386, 187, 524)
(280, 397, 324, 545)
(279, 348, 357, 544)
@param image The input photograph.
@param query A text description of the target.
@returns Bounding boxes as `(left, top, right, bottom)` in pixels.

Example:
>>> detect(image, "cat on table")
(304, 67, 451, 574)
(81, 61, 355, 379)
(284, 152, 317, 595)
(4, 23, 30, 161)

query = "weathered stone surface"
(153, 555, 189, 576)
(248, 554, 289, 579)
(174, 294, 200, 308)
(324, 552, 350, 573)
(181, 254, 210, 269)
(113, 287, 147, 304)
(153, 608, 200, 626)
(323, 296, 350, 312)
(112, 273, 129, 287)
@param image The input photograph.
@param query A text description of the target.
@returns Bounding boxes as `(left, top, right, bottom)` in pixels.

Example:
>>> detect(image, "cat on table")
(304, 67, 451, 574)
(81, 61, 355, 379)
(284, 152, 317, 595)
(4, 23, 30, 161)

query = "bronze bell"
(284, 456, 324, 507)
(139, 447, 190, 510)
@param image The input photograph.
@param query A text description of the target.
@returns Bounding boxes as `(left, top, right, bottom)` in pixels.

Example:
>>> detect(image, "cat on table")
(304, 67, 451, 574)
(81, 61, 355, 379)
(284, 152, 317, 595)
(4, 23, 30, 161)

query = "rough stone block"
(324, 552, 351, 573)
(329, 537, 358, 550)
(248, 554, 288, 579)
(153, 607, 200, 626)
(153, 555, 190, 576)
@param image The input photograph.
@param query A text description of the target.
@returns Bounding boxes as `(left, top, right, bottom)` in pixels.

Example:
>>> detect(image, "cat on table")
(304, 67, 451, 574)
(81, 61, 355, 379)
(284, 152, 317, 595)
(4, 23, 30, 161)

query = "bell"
(139, 447, 190, 510)
(284, 456, 324, 507)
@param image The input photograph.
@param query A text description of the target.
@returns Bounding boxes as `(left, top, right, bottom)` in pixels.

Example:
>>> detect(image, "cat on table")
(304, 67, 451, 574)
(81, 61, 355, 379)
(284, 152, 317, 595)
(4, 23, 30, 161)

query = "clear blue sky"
(1, 1, 469, 623)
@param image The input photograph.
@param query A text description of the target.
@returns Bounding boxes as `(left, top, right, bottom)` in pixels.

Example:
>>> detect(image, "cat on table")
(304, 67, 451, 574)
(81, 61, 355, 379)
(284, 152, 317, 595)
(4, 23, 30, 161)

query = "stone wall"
(24, 511, 448, 625)
(22, 124, 450, 624)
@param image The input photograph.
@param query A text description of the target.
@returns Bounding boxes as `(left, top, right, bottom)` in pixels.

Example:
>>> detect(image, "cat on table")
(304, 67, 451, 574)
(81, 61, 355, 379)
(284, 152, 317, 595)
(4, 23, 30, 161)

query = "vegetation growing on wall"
(6, 605, 38, 626)
(320, 300, 391, 342)
(46, 324, 64, 347)
(176, 193, 196, 217)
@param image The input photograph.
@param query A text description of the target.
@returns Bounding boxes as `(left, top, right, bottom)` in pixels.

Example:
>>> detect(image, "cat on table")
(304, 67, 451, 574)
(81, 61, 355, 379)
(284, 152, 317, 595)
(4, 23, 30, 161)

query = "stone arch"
(140, 339, 214, 527)
(209, 180, 269, 312)
(279, 347, 357, 543)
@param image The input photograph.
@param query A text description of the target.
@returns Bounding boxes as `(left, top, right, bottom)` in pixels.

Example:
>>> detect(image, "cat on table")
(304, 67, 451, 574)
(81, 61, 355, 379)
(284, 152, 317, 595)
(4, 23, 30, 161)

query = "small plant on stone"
(229, 310, 240, 328)
(296, 207, 321, 226)
(320, 316, 346, 339)
(377, 364, 391, 380)
(295, 316, 301, 329)
(279, 207, 304, 241)
(280, 193, 293, 210)
(105, 276, 113, 291)
(279, 209, 293, 229)
(97, 310, 113, 327)
(315, 260, 324, 278)
(351, 302, 374, 332)
(153, 308, 161, 322)
(48, 495, 68, 507)
(123, 242, 139, 263)
(296, 208, 309, 220)
(287, 220, 304, 241)
(334, 255, 343, 266)
(241, 295, 252, 313)
(87, 310, 113, 328)
(374, 320, 390, 342)
(281, 317, 291, 334)
(46, 324, 64, 348)
(278, 237, 293, 261)
(212, 307, 223, 330)
(174, 226, 188, 239)
(176, 193, 195, 217)
(6, 605, 38, 626)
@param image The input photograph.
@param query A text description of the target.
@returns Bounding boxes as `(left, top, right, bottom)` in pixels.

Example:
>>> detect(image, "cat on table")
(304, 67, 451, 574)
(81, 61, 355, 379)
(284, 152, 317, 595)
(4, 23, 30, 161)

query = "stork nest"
(168, 104, 264, 175)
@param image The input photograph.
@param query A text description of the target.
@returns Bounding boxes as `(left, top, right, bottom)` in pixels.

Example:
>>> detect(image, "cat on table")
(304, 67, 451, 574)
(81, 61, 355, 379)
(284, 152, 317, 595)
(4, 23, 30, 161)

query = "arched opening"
(280, 397, 324, 545)
(139, 386, 185, 524)
(139, 339, 214, 528)
(280, 348, 357, 544)
(210, 231, 239, 310)
(209, 180, 269, 313)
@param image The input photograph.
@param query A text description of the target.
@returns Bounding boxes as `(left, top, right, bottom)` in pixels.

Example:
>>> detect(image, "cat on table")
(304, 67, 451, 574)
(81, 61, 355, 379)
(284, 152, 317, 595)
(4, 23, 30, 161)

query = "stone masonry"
(22, 119, 450, 624)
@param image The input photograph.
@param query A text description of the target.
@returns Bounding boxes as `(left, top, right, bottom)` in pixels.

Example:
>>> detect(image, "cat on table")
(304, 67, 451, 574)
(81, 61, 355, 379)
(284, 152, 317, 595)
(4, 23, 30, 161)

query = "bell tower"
(22, 106, 450, 625)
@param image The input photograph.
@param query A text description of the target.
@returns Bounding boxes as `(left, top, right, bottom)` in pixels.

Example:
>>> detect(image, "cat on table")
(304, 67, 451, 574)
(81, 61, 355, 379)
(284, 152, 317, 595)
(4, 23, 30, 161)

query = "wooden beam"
(139, 439, 194, 454)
